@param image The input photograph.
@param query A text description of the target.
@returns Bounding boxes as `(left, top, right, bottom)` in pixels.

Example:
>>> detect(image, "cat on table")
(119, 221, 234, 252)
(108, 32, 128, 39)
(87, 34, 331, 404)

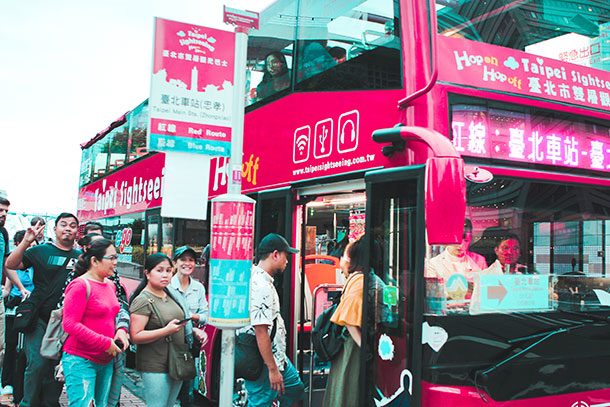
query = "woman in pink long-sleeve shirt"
(62, 238, 123, 407)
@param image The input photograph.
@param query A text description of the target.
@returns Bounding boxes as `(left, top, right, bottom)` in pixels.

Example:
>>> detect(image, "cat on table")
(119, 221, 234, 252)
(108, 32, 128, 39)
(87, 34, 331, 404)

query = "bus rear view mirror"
(425, 157, 466, 245)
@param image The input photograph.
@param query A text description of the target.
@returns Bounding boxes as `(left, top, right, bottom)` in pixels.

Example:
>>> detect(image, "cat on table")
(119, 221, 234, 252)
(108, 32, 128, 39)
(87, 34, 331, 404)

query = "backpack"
(312, 300, 347, 362)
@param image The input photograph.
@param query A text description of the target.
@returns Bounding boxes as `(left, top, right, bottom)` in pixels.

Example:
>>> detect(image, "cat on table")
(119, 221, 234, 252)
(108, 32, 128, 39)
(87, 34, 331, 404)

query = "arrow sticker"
(487, 280, 508, 304)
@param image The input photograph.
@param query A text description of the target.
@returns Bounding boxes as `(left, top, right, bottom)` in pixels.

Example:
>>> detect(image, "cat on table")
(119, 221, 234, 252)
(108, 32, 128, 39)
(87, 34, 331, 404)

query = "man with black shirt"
(6, 213, 80, 407)
(0, 197, 10, 387)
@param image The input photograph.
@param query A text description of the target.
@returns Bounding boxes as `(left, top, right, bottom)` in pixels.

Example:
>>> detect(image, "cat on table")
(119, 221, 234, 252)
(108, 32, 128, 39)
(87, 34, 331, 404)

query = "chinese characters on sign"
(149, 18, 234, 156)
(452, 104, 610, 172)
(208, 199, 255, 327)
(439, 36, 610, 113)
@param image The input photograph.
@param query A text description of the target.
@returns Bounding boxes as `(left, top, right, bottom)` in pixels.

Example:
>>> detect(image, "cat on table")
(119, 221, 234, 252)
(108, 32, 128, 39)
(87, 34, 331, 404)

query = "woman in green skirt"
(323, 237, 366, 407)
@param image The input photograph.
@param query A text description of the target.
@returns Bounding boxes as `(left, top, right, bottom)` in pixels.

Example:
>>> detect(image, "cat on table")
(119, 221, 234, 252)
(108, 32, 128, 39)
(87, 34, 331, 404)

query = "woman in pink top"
(61, 238, 123, 407)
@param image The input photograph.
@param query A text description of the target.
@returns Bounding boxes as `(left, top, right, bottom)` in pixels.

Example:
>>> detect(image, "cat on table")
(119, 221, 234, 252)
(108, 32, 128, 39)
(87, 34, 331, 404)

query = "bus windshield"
(425, 177, 610, 316)
(437, 0, 610, 73)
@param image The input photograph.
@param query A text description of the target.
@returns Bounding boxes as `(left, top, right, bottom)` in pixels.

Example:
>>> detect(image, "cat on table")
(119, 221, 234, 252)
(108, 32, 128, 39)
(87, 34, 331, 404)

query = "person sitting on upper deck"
(484, 232, 528, 275)
(425, 219, 487, 282)
(255, 51, 291, 101)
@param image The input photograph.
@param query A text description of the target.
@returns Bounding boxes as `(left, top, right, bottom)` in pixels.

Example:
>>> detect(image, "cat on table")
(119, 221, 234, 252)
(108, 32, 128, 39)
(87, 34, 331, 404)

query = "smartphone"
(178, 317, 192, 324)
(114, 339, 124, 349)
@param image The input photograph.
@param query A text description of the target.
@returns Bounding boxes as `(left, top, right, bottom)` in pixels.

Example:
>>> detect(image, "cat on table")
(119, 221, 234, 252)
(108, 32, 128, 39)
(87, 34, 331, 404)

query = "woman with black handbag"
(129, 253, 195, 407)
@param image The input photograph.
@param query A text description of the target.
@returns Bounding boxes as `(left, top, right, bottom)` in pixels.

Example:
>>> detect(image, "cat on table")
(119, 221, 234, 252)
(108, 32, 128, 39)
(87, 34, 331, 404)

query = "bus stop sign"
(208, 194, 256, 328)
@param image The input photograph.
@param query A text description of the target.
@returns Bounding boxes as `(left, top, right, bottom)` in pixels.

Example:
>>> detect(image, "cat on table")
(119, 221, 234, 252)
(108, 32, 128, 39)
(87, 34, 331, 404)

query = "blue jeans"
(22, 318, 63, 407)
(62, 353, 113, 407)
(141, 372, 183, 407)
(244, 359, 304, 407)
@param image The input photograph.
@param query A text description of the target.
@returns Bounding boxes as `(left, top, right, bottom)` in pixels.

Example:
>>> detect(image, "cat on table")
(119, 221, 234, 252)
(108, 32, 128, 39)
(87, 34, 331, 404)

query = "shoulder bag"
(14, 255, 73, 333)
(235, 319, 277, 381)
(40, 279, 90, 360)
(143, 291, 196, 381)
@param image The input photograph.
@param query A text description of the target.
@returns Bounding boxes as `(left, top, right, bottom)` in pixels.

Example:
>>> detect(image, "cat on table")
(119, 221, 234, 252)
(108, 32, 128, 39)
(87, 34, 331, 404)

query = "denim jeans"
(62, 353, 113, 407)
(244, 359, 304, 407)
(21, 318, 63, 407)
(141, 372, 183, 407)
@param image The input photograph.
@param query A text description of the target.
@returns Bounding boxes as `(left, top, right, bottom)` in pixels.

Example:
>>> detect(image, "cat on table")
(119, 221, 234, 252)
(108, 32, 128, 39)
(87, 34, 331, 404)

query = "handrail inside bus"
(397, 0, 439, 110)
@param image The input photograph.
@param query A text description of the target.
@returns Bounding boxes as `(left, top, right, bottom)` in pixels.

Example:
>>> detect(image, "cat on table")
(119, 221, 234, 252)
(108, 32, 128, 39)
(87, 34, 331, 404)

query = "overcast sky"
(0, 0, 273, 216)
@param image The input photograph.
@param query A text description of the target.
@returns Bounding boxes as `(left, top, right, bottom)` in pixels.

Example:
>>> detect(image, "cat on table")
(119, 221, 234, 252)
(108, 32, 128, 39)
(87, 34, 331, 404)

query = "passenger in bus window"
(255, 52, 291, 101)
(296, 40, 337, 82)
(328, 46, 347, 64)
(425, 219, 487, 282)
(323, 238, 366, 407)
(484, 232, 528, 274)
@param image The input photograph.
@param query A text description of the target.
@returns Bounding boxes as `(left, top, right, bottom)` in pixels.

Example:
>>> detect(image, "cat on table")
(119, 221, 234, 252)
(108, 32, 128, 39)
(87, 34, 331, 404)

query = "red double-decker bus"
(78, 0, 610, 405)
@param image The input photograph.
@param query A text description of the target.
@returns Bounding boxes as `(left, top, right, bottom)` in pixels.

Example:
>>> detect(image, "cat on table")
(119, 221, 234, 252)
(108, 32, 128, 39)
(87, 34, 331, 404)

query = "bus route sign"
(208, 195, 255, 328)
(479, 274, 551, 312)
(149, 17, 234, 157)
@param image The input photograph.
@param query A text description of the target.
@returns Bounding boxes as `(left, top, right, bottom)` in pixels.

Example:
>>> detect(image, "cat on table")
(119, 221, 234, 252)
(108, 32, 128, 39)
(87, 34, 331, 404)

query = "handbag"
(234, 319, 277, 381)
(13, 298, 40, 333)
(14, 256, 74, 334)
(143, 292, 196, 381)
(312, 302, 347, 362)
(40, 279, 90, 360)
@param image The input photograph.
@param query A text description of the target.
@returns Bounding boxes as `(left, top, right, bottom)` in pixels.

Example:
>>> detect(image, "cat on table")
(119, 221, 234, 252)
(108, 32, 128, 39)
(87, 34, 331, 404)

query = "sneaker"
(0, 385, 12, 396)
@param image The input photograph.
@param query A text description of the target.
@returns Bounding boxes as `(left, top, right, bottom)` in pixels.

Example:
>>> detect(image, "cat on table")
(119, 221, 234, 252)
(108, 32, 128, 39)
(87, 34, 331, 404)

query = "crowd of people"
(0, 196, 312, 407)
(0, 197, 216, 407)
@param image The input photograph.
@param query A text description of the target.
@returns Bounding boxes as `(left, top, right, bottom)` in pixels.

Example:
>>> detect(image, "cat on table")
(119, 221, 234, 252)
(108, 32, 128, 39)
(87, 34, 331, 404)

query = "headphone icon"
(340, 119, 356, 144)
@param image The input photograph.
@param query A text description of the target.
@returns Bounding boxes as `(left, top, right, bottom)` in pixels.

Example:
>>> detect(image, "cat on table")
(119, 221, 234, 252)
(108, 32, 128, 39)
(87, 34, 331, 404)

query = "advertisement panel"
(208, 197, 255, 328)
(207, 90, 400, 198)
(77, 154, 165, 222)
(438, 35, 610, 113)
(149, 17, 234, 156)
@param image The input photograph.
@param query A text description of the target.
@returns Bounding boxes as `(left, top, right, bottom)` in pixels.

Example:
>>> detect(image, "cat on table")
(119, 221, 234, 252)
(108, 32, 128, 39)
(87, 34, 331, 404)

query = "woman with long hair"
(129, 253, 193, 407)
(256, 51, 290, 100)
(323, 237, 367, 407)
(76, 232, 131, 407)
(61, 238, 123, 407)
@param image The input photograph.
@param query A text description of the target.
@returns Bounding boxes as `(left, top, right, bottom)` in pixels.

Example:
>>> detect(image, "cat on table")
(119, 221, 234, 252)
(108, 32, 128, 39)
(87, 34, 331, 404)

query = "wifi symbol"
(296, 134, 308, 152)
(293, 126, 310, 163)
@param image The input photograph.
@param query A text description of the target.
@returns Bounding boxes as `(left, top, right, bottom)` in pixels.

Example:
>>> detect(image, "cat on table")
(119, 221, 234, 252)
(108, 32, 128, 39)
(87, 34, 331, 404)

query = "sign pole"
(213, 7, 259, 407)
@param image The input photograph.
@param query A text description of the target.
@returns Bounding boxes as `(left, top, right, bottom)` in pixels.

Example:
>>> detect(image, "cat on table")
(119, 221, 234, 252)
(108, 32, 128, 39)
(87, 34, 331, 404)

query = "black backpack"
(312, 300, 347, 362)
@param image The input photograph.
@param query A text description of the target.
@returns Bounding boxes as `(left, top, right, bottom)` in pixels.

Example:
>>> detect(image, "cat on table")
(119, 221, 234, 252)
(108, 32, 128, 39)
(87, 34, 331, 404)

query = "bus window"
(437, 1, 610, 73)
(295, 0, 401, 91)
(425, 177, 610, 316)
(246, 0, 297, 106)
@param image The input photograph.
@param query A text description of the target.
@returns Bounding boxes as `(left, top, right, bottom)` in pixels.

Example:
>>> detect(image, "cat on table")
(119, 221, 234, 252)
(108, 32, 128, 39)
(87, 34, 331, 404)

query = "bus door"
(294, 181, 366, 404)
(362, 167, 426, 407)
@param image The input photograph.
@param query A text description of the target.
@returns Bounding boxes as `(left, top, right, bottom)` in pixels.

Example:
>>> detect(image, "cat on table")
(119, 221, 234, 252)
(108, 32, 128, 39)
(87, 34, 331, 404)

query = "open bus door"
(361, 166, 425, 407)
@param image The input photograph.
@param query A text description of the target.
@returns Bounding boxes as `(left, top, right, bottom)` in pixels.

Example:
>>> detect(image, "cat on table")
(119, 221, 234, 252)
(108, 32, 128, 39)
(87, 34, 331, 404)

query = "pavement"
(0, 387, 146, 406)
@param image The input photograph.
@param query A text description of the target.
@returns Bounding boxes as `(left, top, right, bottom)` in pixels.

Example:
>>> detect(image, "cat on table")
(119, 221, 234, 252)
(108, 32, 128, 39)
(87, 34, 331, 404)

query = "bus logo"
(293, 125, 311, 163)
(338, 110, 359, 153)
(314, 118, 333, 159)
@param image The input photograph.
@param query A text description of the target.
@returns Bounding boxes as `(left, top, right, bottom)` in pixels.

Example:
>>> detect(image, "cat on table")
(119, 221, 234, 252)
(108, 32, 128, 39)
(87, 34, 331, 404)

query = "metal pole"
(218, 25, 249, 407)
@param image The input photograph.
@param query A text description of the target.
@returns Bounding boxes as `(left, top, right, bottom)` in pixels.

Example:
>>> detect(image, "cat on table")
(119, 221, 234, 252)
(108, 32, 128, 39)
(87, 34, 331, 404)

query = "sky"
(0, 0, 273, 216)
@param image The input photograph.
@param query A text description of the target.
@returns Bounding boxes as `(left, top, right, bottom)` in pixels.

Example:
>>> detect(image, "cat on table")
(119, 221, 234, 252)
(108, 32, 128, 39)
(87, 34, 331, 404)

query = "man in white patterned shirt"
(239, 233, 304, 406)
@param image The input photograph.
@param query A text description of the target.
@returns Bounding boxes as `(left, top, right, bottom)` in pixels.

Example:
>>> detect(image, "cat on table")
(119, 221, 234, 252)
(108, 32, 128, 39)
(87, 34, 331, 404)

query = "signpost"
(209, 7, 259, 406)
(479, 274, 551, 312)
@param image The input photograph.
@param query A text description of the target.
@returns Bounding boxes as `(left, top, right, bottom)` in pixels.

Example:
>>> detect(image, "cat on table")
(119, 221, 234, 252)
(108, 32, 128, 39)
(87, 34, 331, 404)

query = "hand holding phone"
(178, 317, 192, 324)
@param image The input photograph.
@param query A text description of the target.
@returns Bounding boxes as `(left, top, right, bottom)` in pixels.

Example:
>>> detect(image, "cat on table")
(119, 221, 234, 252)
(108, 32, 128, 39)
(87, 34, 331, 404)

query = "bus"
(77, 0, 610, 405)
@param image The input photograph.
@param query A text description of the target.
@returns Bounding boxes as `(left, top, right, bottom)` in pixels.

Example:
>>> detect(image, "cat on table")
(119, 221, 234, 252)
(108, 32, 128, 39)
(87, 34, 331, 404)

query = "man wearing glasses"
(6, 213, 81, 407)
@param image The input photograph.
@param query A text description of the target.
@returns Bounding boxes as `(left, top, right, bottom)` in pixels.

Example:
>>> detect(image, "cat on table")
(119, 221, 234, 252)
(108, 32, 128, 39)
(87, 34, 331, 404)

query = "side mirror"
(425, 157, 465, 245)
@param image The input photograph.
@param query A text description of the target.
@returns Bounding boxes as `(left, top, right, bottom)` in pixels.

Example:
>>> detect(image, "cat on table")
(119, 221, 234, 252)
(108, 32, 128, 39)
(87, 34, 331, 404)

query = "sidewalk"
(0, 388, 146, 406)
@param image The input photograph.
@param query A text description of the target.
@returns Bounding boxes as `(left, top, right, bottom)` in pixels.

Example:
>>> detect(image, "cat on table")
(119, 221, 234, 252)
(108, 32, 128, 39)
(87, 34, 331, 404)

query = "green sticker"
(383, 285, 398, 306)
